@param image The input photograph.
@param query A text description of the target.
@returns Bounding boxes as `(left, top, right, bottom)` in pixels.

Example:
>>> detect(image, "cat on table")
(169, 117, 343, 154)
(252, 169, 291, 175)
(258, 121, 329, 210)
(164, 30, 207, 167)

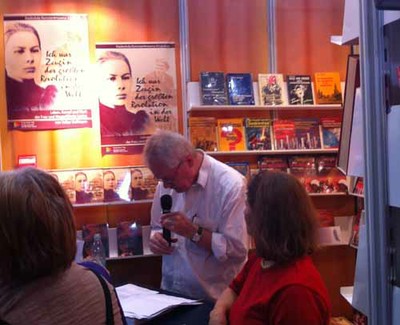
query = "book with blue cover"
(244, 118, 273, 150)
(226, 73, 255, 105)
(199, 72, 228, 105)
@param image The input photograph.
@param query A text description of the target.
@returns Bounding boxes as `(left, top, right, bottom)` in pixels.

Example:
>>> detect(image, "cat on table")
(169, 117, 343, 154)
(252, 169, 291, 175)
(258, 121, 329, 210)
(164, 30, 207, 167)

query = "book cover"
(258, 73, 287, 105)
(53, 170, 76, 204)
(188, 116, 218, 152)
(289, 156, 319, 193)
(103, 168, 131, 202)
(225, 161, 251, 181)
(294, 118, 321, 149)
(286, 75, 314, 105)
(314, 72, 342, 104)
(74, 169, 104, 205)
(199, 71, 228, 105)
(272, 119, 296, 150)
(258, 156, 289, 172)
(217, 118, 246, 151)
(130, 166, 158, 201)
(226, 73, 255, 105)
(320, 117, 342, 149)
(82, 223, 110, 258)
(316, 156, 348, 193)
(117, 221, 143, 256)
(244, 118, 273, 150)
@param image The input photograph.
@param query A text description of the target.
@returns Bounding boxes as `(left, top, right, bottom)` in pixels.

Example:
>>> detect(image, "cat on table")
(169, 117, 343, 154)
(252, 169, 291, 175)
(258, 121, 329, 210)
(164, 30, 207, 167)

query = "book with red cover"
(258, 156, 289, 172)
(294, 118, 321, 149)
(272, 119, 296, 150)
(289, 156, 319, 193)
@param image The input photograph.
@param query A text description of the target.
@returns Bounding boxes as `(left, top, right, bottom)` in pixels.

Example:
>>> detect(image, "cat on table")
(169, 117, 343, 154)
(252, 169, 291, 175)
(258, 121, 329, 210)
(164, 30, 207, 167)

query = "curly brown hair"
(246, 171, 319, 264)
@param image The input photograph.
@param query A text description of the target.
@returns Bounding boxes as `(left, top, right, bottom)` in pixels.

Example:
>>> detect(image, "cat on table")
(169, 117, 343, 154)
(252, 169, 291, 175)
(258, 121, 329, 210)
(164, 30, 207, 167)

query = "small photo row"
(49, 166, 157, 205)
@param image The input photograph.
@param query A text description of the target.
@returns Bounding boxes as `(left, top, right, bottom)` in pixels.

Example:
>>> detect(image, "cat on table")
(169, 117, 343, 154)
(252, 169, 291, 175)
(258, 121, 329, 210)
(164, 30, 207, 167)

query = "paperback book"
(289, 156, 319, 193)
(316, 156, 348, 193)
(130, 166, 157, 201)
(294, 118, 321, 149)
(226, 73, 255, 105)
(217, 118, 246, 151)
(258, 156, 289, 172)
(272, 119, 296, 150)
(320, 117, 342, 149)
(199, 71, 228, 105)
(286, 75, 314, 105)
(244, 118, 273, 150)
(314, 72, 342, 104)
(258, 73, 287, 105)
(117, 221, 143, 257)
(82, 223, 110, 258)
(188, 116, 218, 152)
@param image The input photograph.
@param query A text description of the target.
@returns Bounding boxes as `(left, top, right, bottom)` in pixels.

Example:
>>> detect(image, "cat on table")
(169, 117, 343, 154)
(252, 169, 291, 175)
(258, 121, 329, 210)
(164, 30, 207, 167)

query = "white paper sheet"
(116, 284, 202, 320)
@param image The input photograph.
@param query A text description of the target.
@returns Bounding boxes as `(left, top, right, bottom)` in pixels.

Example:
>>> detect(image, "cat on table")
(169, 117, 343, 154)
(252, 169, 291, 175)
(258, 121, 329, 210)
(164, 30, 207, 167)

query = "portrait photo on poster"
(96, 42, 178, 155)
(3, 14, 92, 130)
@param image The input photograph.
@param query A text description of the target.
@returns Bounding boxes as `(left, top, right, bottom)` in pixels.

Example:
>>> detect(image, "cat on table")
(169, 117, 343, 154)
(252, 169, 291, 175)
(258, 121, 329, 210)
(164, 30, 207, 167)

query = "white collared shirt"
(150, 152, 248, 301)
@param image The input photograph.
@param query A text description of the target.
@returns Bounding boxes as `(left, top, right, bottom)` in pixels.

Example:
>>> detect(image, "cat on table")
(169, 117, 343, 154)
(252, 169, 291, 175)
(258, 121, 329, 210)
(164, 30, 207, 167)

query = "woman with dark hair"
(4, 22, 57, 115)
(0, 167, 125, 324)
(209, 171, 331, 325)
(103, 170, 121, 202)
(97, 50, 154, 137)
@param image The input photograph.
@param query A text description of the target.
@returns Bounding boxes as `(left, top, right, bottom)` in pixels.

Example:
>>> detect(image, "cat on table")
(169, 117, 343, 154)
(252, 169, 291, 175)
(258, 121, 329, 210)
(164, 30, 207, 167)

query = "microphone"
(160, 194, 173, 245)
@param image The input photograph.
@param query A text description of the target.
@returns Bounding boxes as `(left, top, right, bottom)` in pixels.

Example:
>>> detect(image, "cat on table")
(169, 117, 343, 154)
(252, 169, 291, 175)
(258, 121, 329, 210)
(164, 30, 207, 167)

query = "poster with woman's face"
(96, 42, 178, 155)
(3, 14, 92, 130)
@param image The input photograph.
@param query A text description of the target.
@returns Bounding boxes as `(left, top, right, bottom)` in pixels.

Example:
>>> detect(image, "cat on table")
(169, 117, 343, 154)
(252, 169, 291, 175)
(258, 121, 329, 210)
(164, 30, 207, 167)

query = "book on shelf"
(258, 73, 287, 105)
(226, 73, 255, 105)
(117, 221, 143, 257)
(82, 223, 110, 258)
(75, 169, 104, 204)
(289, 156, 319, 193)
(130, 166, 158, 201)
(188, 116, 218, 152)
(244, 118, 273, 150)
(286, 74, 314, 105)
(258, 156, 289, 172)
(272, 119, 296, 150)
(103, 168, 131, 202)
(225, 161, 251, 181)
(316, 156, 348, 193)
(314, 72, 343, 105)
(320, 117, 342, 149)
(199, 71, 228, 105)
(294, 118, 322, 149)
(217, 118, 246, 151)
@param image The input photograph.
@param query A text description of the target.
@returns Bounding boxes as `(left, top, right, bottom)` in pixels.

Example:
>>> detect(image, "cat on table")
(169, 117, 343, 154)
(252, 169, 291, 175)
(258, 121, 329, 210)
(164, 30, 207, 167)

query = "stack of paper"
(116, 284, 202, 320)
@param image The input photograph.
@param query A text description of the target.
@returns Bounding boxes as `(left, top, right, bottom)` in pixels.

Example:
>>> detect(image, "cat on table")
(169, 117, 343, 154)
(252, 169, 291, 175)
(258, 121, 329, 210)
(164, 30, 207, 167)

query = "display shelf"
(207, 148, 338, 156)
(73, 199, 152, 208)
(187, 81, 343, 110)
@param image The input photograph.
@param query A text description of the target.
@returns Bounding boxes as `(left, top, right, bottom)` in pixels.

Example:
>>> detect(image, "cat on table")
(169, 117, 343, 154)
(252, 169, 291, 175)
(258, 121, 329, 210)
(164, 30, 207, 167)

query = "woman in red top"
(209, 171, 331, 325)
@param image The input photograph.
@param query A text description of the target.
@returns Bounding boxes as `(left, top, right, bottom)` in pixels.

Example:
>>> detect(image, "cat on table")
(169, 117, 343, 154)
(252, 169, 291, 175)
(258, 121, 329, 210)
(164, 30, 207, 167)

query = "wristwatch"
(190, 225, 203, 243)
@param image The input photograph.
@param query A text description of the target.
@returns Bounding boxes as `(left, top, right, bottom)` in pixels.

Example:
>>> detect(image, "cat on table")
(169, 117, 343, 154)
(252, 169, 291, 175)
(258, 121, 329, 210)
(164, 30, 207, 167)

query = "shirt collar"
(194, 150, 210, 189)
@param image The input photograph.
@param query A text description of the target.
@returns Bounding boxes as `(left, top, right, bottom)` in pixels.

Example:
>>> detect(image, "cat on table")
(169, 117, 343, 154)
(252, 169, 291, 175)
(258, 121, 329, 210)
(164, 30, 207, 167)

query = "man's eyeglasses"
(159, 159, 185, 185)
